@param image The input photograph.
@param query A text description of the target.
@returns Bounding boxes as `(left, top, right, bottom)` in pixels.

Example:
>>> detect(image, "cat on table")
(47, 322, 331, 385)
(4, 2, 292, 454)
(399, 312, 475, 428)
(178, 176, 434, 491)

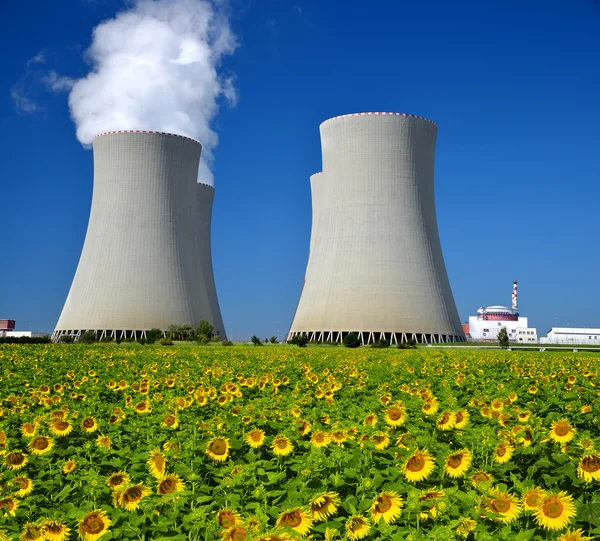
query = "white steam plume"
(68, 0, 236, 185)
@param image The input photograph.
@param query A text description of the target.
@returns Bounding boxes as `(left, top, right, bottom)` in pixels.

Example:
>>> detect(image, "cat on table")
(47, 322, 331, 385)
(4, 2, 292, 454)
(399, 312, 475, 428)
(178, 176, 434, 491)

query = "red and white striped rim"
(94, 130, 201, 145)
(320, 112, 436, 127)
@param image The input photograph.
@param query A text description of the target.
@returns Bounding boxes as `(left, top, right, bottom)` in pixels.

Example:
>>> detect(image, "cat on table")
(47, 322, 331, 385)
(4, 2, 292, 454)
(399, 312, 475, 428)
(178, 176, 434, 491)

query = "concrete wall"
(53, 131, 226, 341)
(289, 113, 464, 344)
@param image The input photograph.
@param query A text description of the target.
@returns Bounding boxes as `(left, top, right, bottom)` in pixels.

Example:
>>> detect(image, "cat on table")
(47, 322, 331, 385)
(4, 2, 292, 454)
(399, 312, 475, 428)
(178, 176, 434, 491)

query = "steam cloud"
(67, 0, 236, 185)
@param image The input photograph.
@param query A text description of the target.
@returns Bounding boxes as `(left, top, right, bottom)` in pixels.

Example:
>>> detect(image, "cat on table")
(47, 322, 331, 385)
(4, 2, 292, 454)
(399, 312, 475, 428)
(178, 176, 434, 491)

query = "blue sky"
(1, 0, 599, 339)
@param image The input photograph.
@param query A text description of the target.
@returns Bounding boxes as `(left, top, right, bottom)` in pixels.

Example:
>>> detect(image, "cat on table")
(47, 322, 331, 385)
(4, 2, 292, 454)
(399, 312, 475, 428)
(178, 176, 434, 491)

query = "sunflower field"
(0, 345, 599, 541)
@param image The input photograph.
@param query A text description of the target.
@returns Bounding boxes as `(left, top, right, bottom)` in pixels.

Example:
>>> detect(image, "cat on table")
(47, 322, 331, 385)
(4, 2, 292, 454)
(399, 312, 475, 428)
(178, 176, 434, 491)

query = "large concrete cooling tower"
(53, 130, 226, 342)
(288, 112, 464, 345)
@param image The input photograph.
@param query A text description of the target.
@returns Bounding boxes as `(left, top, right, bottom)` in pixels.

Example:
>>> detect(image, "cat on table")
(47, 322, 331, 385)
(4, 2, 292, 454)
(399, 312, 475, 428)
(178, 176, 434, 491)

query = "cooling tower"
(53, 130, 226, 342)
(288, 112, 464, 345)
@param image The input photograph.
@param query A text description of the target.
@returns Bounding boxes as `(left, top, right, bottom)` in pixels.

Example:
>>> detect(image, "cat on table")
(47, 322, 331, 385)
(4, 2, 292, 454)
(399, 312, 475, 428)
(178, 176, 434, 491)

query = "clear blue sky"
(1, 0, 599, 339)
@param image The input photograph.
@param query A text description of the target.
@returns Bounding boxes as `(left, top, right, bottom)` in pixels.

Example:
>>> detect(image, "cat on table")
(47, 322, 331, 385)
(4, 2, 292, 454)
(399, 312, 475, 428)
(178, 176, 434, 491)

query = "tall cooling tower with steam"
(288, 112, 464, 345)
(53, 131, 226, 342)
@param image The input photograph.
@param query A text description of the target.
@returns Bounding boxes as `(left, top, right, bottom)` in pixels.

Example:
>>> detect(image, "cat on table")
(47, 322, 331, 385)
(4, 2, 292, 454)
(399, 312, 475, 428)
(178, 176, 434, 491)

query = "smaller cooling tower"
(53, 131, 226, 342)
(288, 112, 464, 345)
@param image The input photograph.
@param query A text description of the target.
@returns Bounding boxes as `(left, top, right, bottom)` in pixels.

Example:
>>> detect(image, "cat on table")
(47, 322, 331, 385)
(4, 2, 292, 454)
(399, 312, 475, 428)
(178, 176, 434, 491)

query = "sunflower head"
(245, 429, 265, 448)
(63, 460, 77, 474)
(436, 411, 456, 430)
(455, 517, 477, 538)
(311, 431, 329, 448)
(207, 437, 230, 462)
(534, 491, 576, 531)
(484, 490, 522, 523)
(29, 435, 54, 456)
(42, 520, 71, 541)
(20, 523, 44, 541)
(217, 509, 242, 529)
(385, 404, 406, 427)
(276, 508, 313, 536)
(577, 453, 600, 483)
(147, 449, 167, 478)
(117, 484, 151, 511)
(402, 449, 435, 483)
(5, 450, 28, 471)
(157, 474, 185, 495)
(549, 418, 576, 444)
(81, 417, 98, 433)
(470, 470, 493, 488)
(370, 491, 403, 525)
(272, 435, 293, 456)
(345, 516, 371, 541)
(445, 449, 472, 478)
(0, 496, 18, 517)
(13, 476, 33, 498)
(78, 509, 112, 541)
(106, 471, 130, 491)
(309, 492, 340, 521)
(522, 487, 546, 511)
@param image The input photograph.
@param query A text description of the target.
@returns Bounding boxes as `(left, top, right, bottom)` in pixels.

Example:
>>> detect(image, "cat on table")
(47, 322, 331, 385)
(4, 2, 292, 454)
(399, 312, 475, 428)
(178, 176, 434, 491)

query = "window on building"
(483, 329, 489, 333)
(483, 333, 487, 337)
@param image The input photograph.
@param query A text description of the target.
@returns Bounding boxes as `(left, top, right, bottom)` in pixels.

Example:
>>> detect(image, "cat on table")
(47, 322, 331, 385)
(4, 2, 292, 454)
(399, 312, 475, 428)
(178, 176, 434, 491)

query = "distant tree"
(251, 335, 262, 346)
(296, 334, 309, 347)
(60, 335, 74, 344)
(371, 339, 390, 349)
(197, 320, 214, 340)
(498, 327, 510, 349)
(270, 336, 278, 344)
(343, 332, 361, 349)
(160, 337, 174, 346)
(80, 331, 97, 344)
(146, 329, 162, 344)
(222, 340, 234, 346)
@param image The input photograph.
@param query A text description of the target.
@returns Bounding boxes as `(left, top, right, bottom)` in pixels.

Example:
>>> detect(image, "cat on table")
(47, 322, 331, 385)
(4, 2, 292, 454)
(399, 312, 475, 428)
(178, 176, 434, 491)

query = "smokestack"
(512, 280, 518, 311)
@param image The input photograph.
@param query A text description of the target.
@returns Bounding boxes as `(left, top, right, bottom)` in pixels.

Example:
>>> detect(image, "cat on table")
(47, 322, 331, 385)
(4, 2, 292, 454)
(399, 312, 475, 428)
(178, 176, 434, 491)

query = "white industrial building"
(465, 282, 537, 343)
(540, 328, 600, 345)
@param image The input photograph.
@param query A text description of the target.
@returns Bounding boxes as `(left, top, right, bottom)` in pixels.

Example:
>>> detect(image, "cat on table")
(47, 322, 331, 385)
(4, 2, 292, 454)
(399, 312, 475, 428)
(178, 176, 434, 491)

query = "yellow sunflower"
(422, 399, 439, 416)
(157, 474, 185, 495)
(494, 443, 514, 464)
(217, 509, 242, 529)
(296, 420, 311, 436)
(310, 431, 329, 448)
(63, 460, 77, 474)
(455, 517, 477, 538)
(147, 449, 167, 479)
(29, 436, 54, 456)
(116, 484, 151, 511)
(272, 435, 294, 456)
(20, 523, 44, 541)
(5, 450, 28, 471)
(522, 487, 546, 511)
(436, 411, 456, 431)
(245, 429, 266, 448)
(484, 489, 521, 523)
(20, 423, 37, 438)
(106, 471, 130, 491)
(445, 449, 472, 478)
(384, 404, 406, 427)
(49, 419, 73, 437)
(78, 509, 112, 541)
(134, 401, 151, 414)
(549, 419, 576, 444)
(0, 496, 19, 517)
(371, 432, 390, 451)
(454, 410, 470, 430)
(370, 491, 403, 524)
(402, 449, 435, 483)
(221, 526, 249, 541)
(162, 414, 179, 429)
(534, 492, 576, 531)
(309, 492, 340, 521)
(81, 417, 99, 433)
(470, 470, 494, 488)
(96, 435, 112, 450)
(42, 520, 71, 541)
(577, 453, 600, 483)
(13, 476, 34, 498)
(363, 413, 378, 427)
(345, 516, 371, 540)
(276, 508, 313, 536)
(557, 529, 594, 541)
(206, 437, 230, 462)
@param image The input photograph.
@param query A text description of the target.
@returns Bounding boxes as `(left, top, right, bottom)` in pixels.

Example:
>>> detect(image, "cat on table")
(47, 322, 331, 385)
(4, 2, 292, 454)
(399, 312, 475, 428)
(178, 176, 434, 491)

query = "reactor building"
(52, 131, 226, 342)
(288, 112, 464, 345)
